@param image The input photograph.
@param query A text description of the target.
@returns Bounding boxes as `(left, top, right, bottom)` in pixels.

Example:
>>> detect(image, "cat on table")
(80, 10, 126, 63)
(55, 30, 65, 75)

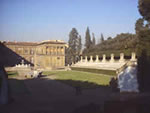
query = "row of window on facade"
(13, 46, 64, 55)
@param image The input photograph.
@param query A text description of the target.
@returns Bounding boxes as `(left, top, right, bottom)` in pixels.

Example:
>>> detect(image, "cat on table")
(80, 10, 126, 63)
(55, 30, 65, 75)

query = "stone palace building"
(2, 40, 67, 69)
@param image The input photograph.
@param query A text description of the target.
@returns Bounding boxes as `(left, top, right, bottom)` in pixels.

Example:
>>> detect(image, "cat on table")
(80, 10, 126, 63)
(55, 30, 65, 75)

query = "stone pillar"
(80, 56, 83, 62)
(102, 54, 106, 63)
(130, 52, 136, 61)
(90, 56, 93, 62)
(85, 56, 88, 62)
(96, 55, 99, 62)
(72, 61, 74, 66)
(110, 54, 115, 62)
(119, 53, 125, 62)
(34, 48, 37, 69)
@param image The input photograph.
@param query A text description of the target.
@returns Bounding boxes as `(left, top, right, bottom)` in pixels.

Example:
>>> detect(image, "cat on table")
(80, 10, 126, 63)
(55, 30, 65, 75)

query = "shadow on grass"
(8, 79, 30, 94)
(2, 77, 150, 113)
(55, 79, 110, 89)
(1, 77, 111, 113)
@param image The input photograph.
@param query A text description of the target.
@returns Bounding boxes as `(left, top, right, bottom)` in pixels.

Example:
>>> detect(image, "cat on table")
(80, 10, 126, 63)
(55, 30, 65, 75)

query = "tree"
(77, 35, 82, 55)
(137, 0, 150, 92)
(138, 0, 150, 22)
(100, 33, 104, 43)
(135, 18, 145, 34)
(107, 37, 112, 40)
(82, 33, 137, 57)
(92, 33, 96, 46)
(85, 27, 92, 49)
(66, 28, 82, 65)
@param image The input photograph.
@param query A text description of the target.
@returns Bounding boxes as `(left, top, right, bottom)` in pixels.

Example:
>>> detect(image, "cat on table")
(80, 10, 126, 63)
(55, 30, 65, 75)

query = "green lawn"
(71, 67, 116, 76)
(7, 71, 18, 77)
(43, 70, 112, 89)
(6, 70, 112, 89)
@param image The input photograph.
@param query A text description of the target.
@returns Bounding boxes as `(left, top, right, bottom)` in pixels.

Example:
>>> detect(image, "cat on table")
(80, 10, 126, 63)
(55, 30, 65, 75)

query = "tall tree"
(77, 35, 82, 55)
(85, 27, 92, 49)
(92, 33, 96, 46)
(100, 33, 104, 43)
(67, 28, 81, 64)
(137, 0, 150, 92)
(135, 18, 145, 34)
(138, 0, 150, 22)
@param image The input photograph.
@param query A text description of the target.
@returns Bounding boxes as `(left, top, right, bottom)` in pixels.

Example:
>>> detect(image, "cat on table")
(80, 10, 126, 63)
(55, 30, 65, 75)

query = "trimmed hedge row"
(71, 67, 116, 76)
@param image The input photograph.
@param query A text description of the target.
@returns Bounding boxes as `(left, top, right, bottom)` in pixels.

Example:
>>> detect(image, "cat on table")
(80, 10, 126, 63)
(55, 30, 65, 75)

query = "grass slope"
(71, 67, 116, 76)
(43, 70, 112, 89)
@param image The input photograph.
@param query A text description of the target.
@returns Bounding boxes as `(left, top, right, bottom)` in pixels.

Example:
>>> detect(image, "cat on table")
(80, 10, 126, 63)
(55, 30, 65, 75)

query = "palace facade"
(3, 40, 67, 69)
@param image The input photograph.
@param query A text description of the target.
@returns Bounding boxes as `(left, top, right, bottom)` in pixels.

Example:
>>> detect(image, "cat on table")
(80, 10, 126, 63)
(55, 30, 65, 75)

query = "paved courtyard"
(0, 76, 111, 113)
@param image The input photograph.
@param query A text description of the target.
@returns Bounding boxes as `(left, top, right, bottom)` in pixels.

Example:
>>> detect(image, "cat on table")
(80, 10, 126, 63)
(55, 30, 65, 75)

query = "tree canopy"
(66, 28, 82, 64)
(83, 33, 137, 56)
(138, 0, 150, 22)
(84, 27, 92, 49)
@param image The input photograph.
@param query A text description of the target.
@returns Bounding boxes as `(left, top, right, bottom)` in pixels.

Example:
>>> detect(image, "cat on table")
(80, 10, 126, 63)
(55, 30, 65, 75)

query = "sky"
(0, 0, 141, 43)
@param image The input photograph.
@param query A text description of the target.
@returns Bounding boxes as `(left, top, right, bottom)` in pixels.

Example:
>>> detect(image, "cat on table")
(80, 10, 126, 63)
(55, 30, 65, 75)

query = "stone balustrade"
(119, 53, 125, 62)
(80, 56, 83, 62)
(130, 52, 136, 61)
(96, 55, 99, 62)
(110, 54, 115, 63)
(102, 54, 106, 63)
(80, 52, 136, 63)
(76, 52, 137, 70)
(85, 56, 88, 62)
(90, 56, 93, 62)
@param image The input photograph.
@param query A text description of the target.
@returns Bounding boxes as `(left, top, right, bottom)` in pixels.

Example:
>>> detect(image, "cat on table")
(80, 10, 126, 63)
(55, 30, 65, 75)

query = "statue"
(117, 61, 139, 93)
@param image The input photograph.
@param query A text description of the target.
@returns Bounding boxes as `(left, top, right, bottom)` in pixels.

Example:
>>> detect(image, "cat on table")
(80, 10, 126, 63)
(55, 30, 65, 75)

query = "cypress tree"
(85, 27, 92, 49)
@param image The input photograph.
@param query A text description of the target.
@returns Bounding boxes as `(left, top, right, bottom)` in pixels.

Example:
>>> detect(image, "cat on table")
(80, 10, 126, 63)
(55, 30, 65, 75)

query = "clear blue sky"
(0, 0, 141, 43)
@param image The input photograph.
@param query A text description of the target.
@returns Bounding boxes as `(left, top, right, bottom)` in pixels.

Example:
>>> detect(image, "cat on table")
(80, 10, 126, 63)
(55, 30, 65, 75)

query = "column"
(72, 61, 74, 66)
(110, 54, 115, 62)
(34, 48, 37, 69)
(96, 55, 99, 62)
(85, 56, 88, 62)
(56, 46, 58, 55)
(102, 54, 106, 63)
(119, 53, 125, 62)
(80, 56, 83, 62)
(90, 56, 93, 62)
(130, 52, 136, 61)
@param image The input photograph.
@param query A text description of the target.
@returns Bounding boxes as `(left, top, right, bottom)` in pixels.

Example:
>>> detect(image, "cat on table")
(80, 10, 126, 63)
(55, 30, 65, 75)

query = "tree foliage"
(138, 0, 150, 22)
(100, 33, 104, 43)
(92, 33, 96, 46)
(137, 0, 150, 92)
(78, 35, 82, 55)
(85, 27, 92, 49)
(107, 37, 112, 40)
(135, 18, 145, 34)
(66, 28, 82, 65)
(83, 33, 137, 56)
